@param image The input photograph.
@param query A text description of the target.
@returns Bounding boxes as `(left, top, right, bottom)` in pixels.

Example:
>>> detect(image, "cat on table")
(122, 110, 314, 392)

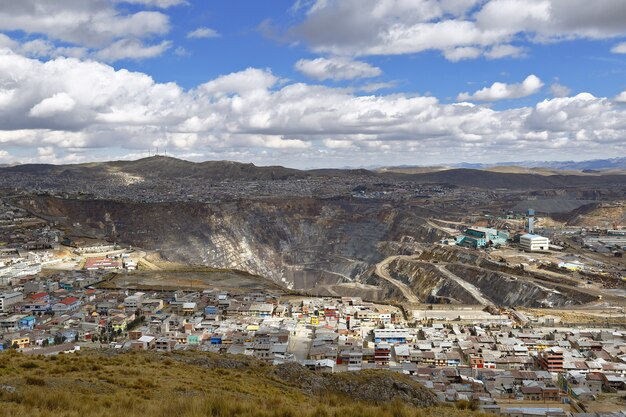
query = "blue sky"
(0, 0, 626, 168)
(122, 2, 626, 103)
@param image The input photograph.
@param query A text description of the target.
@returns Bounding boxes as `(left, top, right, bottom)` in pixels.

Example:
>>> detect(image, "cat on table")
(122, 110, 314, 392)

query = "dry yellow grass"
(0, 349, 488, 417)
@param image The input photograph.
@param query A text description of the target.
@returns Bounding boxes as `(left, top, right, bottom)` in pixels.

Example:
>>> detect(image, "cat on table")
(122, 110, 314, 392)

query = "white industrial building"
(520, 234, 550, 251)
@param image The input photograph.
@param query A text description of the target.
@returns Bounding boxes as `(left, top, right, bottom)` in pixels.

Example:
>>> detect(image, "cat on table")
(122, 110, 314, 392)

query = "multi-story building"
(374, 342, 391, 366)
(0, 292, 23, 312)
(51, 297, 81, 313)
(124, 292, 145, 309)
(536, 347, 564, 373)
(520, 234, 550, 252)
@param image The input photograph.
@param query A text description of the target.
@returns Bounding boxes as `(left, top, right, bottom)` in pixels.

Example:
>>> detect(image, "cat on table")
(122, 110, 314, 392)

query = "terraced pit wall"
(18, 196, 443, 295)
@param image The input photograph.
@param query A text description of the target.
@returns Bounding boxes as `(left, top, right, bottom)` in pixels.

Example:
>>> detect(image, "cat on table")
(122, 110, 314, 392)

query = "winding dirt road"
(375, 254, 494, 307)
(374, 256, 421, 304)
(434, 264, 493, 306)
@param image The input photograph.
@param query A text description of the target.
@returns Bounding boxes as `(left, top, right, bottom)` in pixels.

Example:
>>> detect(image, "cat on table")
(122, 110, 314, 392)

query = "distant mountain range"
(1, 155, 625, 190)
(0, 156, 377, 181)
(450, 157, 626, 171)
(378, 157, 626, 177)
(3, 156, 624, 172)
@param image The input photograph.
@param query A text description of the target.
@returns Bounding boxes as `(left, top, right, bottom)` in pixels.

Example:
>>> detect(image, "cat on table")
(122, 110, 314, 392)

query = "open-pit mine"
(2, 156, 624, 316)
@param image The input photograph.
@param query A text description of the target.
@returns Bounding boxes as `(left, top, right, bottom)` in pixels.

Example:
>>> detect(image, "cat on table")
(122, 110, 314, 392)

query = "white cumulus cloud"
(0, 0, 172, 62)
(550, 82, 571, 98)
(458, 75, 544, 101)
(484, 44, 526, 59)
(0, 1, 170, 47)
(289, 0, 626, 61)
(29, 93, 76, 118)
(295, 57, 382, 81)
(444, 47, 482, 62)
(187, 27, 220, 39)
(0, 50, 625, 166)
(95, 39, 172, 62)
(615, 90, 626, 103)
(611, 42, 626, 54)
(115, 0, 188, 8)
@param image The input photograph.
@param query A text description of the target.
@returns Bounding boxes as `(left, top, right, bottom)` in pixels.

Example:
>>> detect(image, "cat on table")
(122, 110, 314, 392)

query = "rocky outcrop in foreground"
(271, 362, 439, 407)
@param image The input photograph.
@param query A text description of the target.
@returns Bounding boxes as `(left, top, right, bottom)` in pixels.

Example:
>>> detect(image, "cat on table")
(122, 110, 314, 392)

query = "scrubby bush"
(24, 376, 45, 386)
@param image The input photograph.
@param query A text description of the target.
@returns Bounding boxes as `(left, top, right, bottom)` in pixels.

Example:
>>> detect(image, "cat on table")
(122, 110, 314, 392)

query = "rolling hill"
(0, 349, 482, 417)
(2, 155, 625, 190)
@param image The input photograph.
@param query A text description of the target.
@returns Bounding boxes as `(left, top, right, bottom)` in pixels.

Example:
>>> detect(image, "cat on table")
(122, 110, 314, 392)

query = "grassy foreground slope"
(0, 349, 485, 417)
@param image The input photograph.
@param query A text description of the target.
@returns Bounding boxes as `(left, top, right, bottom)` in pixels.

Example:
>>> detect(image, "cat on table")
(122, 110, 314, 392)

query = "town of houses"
(1, 200, 626, 416)
(1, 269, 626, 417)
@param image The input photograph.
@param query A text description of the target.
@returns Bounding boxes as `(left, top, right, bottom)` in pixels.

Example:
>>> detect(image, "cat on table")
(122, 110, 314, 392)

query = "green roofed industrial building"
(457, 227, 509, 249)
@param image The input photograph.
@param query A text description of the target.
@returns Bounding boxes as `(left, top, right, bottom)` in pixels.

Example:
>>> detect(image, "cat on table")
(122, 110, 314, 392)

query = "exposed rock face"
(16, 196, 600, 306)
(20, 196, 442, 293)
(417, 246, 483, 265)
(380, 257, 596, 307)
(445, 264, 596, 307)
(271, 362, 439, 407)
(384, 260, 480, 304)
(555, 201, 626, 227)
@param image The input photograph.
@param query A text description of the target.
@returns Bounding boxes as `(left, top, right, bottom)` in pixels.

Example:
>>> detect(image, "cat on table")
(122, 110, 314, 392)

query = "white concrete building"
(123, 260, 137, 270)
(520, 234, 550, 251)
(0, 291, 24, 312)
(124, 292, 145, 309)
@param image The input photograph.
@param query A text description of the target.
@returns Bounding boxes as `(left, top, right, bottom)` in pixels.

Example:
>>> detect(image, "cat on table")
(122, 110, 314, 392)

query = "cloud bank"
(290, 0, 626, 61)
(0, 49, 625, 166)
(0, 0, 175, 62)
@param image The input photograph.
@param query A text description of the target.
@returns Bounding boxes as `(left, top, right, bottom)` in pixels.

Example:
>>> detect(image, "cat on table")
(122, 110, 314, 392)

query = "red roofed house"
(21, 292, 52, 314)
(30, 292, 50, 302)
(52, 297, 82, 313)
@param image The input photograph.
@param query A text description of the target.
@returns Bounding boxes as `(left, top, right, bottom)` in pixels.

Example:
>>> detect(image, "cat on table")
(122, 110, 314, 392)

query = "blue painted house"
(18, 315, 36, 330)
(204, 306, 218, 315)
